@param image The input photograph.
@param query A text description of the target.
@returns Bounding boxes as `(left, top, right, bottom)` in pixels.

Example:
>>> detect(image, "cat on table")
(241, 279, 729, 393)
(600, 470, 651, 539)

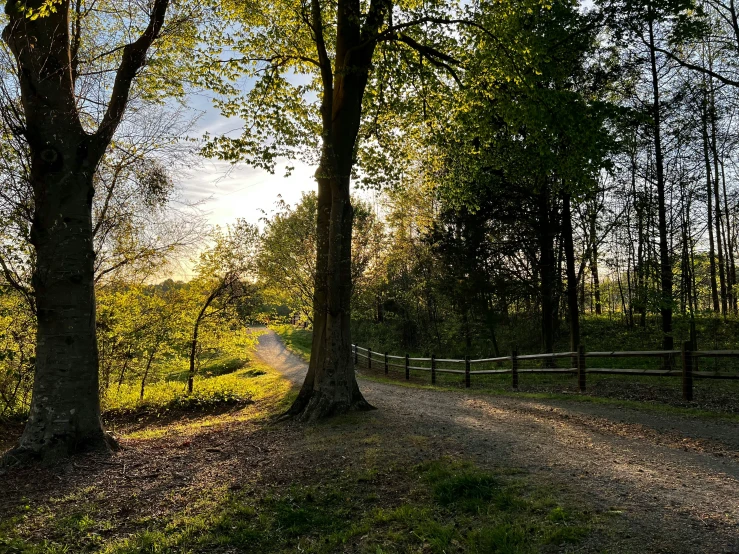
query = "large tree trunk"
(2, 0, 169, 464)
(7, 160, 115, 462)
(285, 167, 373, 420)
(282, 0, 388, 420)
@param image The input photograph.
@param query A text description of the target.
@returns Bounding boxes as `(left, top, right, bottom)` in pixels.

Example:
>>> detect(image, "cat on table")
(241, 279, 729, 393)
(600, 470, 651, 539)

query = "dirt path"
(257, 329, 739, 553)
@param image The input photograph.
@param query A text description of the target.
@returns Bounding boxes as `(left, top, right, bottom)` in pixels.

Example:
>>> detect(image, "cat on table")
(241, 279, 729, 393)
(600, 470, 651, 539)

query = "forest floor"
(0, 330, 737, 553)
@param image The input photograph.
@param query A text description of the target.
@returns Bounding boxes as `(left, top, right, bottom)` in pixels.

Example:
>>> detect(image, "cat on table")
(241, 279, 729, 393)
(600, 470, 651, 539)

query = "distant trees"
(346, 0, 739, 359)
(258, 193, 384, 325)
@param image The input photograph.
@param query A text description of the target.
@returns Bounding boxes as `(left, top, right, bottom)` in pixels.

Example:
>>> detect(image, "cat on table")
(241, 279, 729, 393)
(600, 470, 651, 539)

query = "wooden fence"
(351, 342, 739, 401)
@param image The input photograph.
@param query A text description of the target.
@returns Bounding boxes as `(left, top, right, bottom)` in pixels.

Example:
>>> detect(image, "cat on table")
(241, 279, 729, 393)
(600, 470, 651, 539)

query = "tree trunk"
(562, 194, 580, 351)
(719, 160, 737, 312)
(2, 0, 169, 464)
(537, 186, 556, 354)
(709, 82, 728, 316)
(282, 0, 388, 420)
(589, 213, 602, 315)
(286, 168, 372, 419)
(140, 349, 157, 401)
(8, 165, 115, 462)
(701, 84, 720, 313)
(648, 17, 673, 351)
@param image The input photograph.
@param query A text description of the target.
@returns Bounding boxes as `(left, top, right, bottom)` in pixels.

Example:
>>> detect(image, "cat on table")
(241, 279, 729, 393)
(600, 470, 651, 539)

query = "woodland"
(1, 0, 739, 551)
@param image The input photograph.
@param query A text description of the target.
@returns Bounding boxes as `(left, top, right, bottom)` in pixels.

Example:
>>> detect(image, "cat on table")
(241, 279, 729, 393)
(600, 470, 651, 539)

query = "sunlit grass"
(271, 324, 312, 361)
(103, 361, 294, 440)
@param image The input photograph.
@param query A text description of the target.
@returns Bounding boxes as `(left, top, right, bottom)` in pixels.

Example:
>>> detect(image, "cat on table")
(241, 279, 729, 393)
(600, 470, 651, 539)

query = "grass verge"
(271, 324, 312, 361)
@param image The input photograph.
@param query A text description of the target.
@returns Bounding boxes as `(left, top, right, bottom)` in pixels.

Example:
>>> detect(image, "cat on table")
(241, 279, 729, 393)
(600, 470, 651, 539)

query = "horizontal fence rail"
(351, 342, 739, 401)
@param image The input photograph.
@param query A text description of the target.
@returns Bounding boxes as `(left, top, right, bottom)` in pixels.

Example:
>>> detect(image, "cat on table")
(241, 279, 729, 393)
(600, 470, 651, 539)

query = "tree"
(186, 220, 259, 394)
(206, 0, 469, 419)
(2, 0, 175, 462)
(432, 0, 616, 354)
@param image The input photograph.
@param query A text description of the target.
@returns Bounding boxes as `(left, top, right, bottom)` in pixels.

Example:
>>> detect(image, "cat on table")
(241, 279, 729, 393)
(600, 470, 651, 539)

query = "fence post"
(465, 356, 471, 388)
(405, 354, 410, 380)
(368, 348, 372, 370)
(354, 344, 358, 365)
(682, 341, 693, 401)
(578, 344, 586, 393)
(512, 348, 519, 390)
(384, 352, 389, 375)
(431, 354, 436, 385)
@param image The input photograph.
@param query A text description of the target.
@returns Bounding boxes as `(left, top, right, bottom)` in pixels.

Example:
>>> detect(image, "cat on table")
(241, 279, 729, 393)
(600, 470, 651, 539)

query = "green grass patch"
(166, 356, 248, 383)
(271, 324, 313, 361)
(99, 359, 293, 434)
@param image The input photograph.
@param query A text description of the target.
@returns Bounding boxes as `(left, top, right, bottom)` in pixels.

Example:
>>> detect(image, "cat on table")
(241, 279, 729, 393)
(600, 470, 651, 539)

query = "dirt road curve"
(256, 329, 739, 553)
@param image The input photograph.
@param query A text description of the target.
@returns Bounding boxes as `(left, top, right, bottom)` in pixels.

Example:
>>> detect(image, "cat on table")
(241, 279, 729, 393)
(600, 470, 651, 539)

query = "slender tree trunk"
(188, 316, 204, 395)
(117, 347, 132, 391)
(709, 83, 728, 316)
(720, 161, 737, 312)
(537, 186, 556, 354)
(591, 244, 602, 316)
(562, 194, 580, 351)
(701, 85, 720, 313)
(140, 349, 157, 401)
(635, 172, 647, 327)
(648, 17, 673, 351)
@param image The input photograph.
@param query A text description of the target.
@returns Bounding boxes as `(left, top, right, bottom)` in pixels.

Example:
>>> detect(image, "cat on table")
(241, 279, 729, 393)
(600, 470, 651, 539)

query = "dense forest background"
(4, 0, 739, 419)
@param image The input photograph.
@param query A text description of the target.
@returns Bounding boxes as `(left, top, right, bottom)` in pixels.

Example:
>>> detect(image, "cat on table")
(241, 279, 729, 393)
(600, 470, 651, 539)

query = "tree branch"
(94, 0, 171, 149)
(653, 44, 739, 87)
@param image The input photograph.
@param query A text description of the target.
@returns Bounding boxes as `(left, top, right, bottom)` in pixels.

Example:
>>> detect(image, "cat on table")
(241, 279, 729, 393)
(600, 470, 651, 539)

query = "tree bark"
(537, 185, 556, 354)
(701, 80, 720, 313)
(6, 159, 116, 462)
(709, 80, 728, 316)
(589, 212, 602, 315)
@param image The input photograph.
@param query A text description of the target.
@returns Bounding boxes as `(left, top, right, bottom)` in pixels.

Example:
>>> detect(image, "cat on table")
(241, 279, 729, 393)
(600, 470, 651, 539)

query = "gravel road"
(256, 329, 739, 553)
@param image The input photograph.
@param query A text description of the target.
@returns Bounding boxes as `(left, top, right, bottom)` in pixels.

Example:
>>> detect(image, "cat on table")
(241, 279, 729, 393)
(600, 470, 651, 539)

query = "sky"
(178, 94, 317, 229)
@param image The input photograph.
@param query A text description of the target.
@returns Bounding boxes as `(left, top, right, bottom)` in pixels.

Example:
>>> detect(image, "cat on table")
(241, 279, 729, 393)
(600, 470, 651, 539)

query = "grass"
(105, 359, 294, 440)
(0, 456, 598, 554)
(0, 333, 603, 554)
(102, 359, 282, 417)
(271, 323, 313, 361)
(273, 322, 739, 420)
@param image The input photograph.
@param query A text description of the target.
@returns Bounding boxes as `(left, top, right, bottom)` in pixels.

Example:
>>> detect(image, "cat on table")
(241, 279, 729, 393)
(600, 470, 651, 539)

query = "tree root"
(0, 430, 119, 470)
(280, 389, 376, 422)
